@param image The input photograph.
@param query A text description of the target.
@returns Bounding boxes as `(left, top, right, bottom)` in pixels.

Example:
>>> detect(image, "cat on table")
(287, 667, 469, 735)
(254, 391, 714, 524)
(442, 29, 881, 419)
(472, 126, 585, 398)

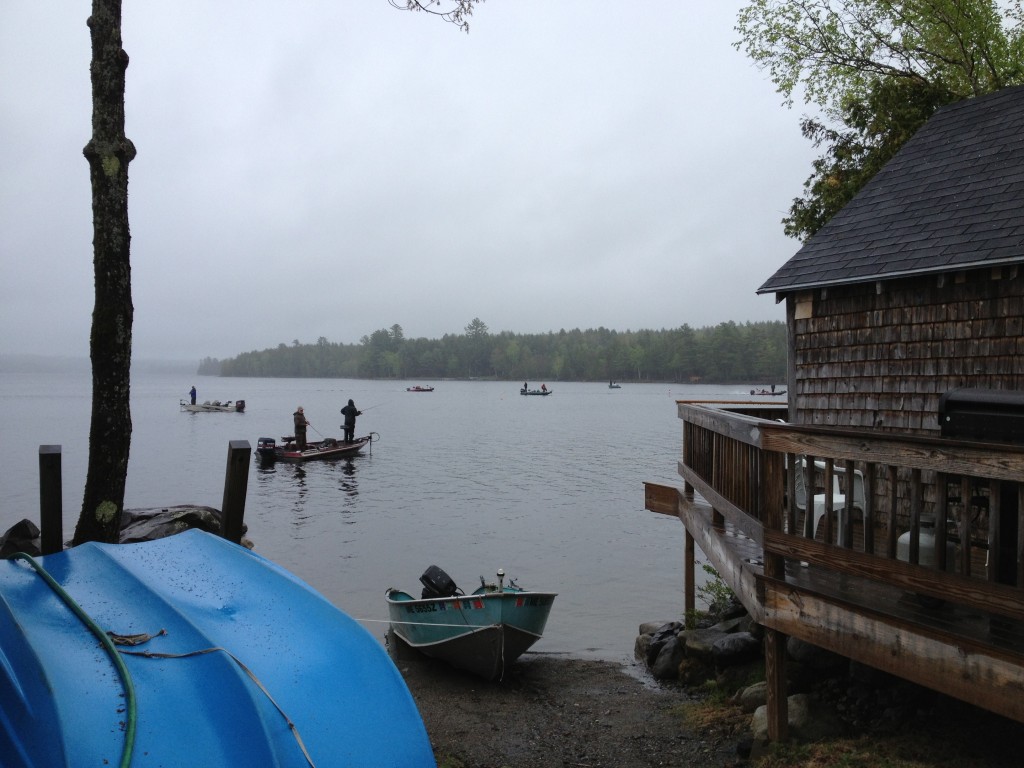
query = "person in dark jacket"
(293, 406, 309, 450)
(340, 399, 361, 443)
(189, 385, 197, 405)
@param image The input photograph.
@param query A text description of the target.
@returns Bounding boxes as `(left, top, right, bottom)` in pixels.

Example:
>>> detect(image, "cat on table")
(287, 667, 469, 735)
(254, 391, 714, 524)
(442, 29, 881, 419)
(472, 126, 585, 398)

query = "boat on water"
(256, 433, 376, 462)
(520, 388, 552, 396)
(749, 388, 786, 396)
(386, 565, 556, 680)
(608, 382, 621, 389)
(180, 399, 245, 413)
(406, 385, 435, 392)
(0, 529, 434, 768)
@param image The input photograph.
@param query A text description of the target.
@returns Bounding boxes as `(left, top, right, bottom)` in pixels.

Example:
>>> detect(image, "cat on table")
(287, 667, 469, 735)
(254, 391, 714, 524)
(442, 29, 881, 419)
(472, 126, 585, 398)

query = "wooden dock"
(645, 402, 1024, 740)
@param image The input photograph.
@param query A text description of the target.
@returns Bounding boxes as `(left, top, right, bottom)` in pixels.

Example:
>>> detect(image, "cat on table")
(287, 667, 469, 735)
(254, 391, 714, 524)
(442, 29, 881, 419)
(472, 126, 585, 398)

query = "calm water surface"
(0, 370, 765, 663)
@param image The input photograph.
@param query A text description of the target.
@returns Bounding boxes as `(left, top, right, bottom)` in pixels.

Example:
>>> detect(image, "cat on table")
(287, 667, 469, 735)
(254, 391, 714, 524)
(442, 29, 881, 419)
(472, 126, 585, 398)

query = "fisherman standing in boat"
(189, 385, 197, 405)
(340, 399, 362, 443)
(293, 406, 309, 450)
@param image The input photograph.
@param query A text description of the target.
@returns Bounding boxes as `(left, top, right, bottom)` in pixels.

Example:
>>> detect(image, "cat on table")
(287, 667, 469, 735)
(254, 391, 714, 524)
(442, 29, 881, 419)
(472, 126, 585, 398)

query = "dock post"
(221, 440, 251, 544)
(39, 445, 63, 554)
(761, 449, 789, 741)
(684, 530, 696, 627)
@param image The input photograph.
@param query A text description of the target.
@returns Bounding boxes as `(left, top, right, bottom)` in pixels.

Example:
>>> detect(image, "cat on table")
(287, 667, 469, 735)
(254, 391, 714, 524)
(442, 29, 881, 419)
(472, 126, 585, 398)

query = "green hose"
(13, 552, 137, 768)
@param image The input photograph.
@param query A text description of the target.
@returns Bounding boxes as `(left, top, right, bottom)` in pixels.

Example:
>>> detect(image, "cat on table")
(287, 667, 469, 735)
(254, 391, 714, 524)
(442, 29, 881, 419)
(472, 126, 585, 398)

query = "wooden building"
(646, 86, 1024, 740)
(760, 85, 1024, 434)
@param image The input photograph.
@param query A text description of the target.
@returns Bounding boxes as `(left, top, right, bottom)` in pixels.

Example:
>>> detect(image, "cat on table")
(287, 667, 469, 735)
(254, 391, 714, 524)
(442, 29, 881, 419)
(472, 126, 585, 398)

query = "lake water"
(0, 369, 765, 664)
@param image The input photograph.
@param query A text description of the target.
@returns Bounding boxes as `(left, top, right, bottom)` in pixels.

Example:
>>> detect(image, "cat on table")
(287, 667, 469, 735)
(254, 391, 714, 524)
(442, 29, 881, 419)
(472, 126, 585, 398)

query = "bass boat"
(256, 433, 376, 462)
(180, 399, 245, 413)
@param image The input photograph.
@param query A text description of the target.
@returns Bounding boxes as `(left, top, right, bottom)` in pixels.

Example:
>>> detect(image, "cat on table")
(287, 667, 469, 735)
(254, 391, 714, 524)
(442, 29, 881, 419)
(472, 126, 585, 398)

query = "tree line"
(198, 318, 788, 383)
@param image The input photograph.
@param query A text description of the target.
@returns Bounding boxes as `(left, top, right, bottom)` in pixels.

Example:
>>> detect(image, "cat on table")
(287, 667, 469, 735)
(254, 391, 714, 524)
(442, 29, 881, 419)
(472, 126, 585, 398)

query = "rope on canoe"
(120, 645, 316, 768)
(12, 553, 138, 768)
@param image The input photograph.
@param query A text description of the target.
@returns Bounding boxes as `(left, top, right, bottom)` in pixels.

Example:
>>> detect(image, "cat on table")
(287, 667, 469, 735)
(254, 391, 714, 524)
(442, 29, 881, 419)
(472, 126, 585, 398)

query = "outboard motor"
(256, 437, 276, 458)
(419, 565, 459, 599)
(236, 399, 246, 412)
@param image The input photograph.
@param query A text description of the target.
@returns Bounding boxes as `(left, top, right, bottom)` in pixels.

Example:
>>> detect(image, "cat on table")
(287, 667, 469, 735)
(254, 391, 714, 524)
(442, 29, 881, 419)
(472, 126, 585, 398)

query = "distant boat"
(386, 566, 556, 680)
(608, 382, 621, 389)
(406, 385, 435, 392)
(256, 433, 376, 462)
(520, 388, 552, 396)
(0, 529, 434, 767)
(749, 388, 786, 396)
(180, 399, 245, 413)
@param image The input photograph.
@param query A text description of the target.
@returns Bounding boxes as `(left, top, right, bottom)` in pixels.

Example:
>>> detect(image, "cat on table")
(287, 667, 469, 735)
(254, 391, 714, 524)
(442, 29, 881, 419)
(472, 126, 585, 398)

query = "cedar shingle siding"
(792, 267, 1024, 433)
(759, 86, 1024, 435)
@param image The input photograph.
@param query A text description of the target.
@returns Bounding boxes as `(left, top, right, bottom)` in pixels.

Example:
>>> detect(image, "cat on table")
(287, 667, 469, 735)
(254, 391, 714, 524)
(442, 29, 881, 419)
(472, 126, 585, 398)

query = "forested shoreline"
(199, 319, 786, 384)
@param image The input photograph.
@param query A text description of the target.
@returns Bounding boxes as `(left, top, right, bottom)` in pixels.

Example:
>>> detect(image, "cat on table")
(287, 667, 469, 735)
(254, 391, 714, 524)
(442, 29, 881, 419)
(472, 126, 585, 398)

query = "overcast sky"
(1, 1, 817, 362)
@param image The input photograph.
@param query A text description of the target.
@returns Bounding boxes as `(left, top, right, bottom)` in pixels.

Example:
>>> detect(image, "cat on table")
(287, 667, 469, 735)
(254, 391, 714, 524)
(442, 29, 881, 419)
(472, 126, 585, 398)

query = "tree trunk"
(74, 0, 136, 545)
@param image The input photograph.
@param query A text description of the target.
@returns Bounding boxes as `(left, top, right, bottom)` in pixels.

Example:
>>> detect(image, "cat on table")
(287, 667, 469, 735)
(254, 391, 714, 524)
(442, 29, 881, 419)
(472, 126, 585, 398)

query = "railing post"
(39, 445, 63, 554)
(221, 440, 251, 544)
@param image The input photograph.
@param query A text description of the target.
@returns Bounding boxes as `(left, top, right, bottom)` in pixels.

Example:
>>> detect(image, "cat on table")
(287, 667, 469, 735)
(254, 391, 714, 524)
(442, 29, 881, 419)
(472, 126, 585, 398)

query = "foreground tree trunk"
(74, 0, 136, 545)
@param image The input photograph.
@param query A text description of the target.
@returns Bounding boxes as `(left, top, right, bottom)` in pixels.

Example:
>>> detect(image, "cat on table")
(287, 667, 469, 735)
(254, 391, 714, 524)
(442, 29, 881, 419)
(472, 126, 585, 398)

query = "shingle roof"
(757, 86, 1024, 295)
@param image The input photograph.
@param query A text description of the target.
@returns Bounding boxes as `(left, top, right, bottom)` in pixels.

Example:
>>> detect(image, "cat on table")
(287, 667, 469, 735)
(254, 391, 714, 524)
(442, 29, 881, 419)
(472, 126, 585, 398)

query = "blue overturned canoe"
(386, 566, 556, 680)
(0, 529, 434, 768)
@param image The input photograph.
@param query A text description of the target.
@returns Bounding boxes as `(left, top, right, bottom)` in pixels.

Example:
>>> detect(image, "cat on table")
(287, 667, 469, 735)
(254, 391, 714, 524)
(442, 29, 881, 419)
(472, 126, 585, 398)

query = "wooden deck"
(644, 402, 1024, 740)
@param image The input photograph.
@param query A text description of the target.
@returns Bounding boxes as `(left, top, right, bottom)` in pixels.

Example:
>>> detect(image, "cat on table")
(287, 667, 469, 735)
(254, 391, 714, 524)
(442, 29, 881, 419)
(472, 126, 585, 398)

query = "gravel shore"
(393, 649, 743, 768)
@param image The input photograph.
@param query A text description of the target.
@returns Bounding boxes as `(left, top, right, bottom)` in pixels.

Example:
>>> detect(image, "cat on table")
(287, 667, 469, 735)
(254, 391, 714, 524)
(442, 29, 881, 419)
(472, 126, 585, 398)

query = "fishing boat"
(608, 382, 621, 389)
(749, 388, 786, 396)
(406, 385, 434, 392)
(520, 387, 552, 396)
(386, 565, 556, 680)
(256, 433, 376, 462)
(0, 529, 434, 767)
(180, 399, 245, 413)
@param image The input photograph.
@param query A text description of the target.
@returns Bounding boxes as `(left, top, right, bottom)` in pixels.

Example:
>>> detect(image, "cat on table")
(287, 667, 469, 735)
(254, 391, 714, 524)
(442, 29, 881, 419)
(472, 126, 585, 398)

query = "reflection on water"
(0, 372, 764, 663)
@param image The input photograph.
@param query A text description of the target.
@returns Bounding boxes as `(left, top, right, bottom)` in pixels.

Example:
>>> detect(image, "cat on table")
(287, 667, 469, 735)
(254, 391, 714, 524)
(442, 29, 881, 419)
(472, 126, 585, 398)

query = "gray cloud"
(1, 1, 814, 361)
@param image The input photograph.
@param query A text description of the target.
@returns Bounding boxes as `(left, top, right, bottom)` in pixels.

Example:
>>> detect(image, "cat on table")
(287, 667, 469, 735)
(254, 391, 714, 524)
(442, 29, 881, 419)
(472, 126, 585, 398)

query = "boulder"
(651, 635, 686, 680)
(712, 631, 761, 667)
(680, 627, 729, 662)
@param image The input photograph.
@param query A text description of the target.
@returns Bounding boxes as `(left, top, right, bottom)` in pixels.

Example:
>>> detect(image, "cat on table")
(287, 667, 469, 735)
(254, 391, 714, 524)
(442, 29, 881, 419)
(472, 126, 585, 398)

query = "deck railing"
(652, 401, 1024, 737)
(676, 400, 1024, 620)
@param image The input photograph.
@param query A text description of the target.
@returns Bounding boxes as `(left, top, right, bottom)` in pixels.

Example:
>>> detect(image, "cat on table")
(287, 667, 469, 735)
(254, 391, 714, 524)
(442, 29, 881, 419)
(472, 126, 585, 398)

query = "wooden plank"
(761, 582, 1024, 724)
(763, 528, 1024, 622)
(760, 424, 1024, 481)
(643, 482, 679, 516)
(678, 461, 764, 545)
(677, 495, 765, 624)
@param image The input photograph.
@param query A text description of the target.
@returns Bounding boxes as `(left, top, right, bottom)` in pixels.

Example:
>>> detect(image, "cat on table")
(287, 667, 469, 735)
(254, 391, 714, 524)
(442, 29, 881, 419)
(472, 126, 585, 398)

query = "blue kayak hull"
(0, 529, 434, 767)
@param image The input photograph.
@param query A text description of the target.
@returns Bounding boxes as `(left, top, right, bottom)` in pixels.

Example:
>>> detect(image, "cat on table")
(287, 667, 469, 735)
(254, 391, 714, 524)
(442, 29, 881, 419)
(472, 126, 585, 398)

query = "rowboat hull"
(386, 586, 556, 680)
(0, 529, 433, 767)
(256, 434, 374, 462)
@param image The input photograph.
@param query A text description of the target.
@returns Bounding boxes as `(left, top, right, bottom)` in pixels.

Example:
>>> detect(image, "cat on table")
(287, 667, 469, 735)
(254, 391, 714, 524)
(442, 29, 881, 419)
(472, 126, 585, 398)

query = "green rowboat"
(386, 567, 556, 680)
